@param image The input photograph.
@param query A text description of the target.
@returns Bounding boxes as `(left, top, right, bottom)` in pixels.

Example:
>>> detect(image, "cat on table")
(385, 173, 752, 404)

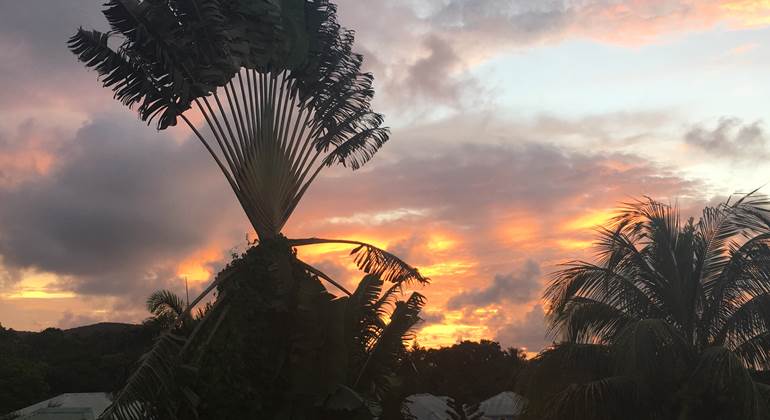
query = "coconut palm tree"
(68, 1, 428, 418)
(519, 192, 770, 420)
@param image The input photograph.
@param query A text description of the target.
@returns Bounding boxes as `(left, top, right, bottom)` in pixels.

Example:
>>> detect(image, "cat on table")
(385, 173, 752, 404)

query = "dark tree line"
(380, 340, 528, 419)
(1, 320, 527, 418)
(0, 322, 157, 413)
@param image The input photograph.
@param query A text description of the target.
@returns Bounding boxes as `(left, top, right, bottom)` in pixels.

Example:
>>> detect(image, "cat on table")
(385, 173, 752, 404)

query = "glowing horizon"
(1, 0, 769, 352)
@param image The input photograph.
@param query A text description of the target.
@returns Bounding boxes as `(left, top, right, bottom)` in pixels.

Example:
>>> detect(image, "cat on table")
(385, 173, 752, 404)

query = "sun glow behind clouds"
(562, 209, 615, 231)
(418, 310, 487, 345)
(326, 208, 430, 225)
(2, 270, 75, 299)
(420, 260, 475, 278)
(176, 244, 230, 283)
(722, 0, 770, 26)
(556, 239, 595, 250)
(295, 235, 391, 260)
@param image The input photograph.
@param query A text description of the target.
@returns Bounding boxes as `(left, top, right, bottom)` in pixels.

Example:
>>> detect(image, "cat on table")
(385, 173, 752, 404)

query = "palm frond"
(706, 234, 770, 345)
(517, 343, 618, 420)
(349, 242, 426, 285)
(681, 346, 768, 420)
(697, 204, 746, 288)
(549, 296, 635, 344)
(353, 292, 425, 400)
(517, 343, 613, 401)
(145, 289, 188, 329)
(734, 330, 770, 370)
(374, 282, 404, 321)
(714, 292, 770, 347)
(346, 274, 386, 370)
(546, 260, 658, 328)
(147, 290, 187, 320)
(289, 238, 428, 285)
(298, 258, 353, 295)
(611, 319, 691, 390)
(67, 28, 175, 118)
(538, 376, 639, 420)
(99, 333, 197, 420)
(104, 277, 234, 419)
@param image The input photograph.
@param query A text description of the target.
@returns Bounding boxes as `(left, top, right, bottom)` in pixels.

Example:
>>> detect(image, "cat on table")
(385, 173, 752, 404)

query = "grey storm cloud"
(0, 118, 247, 297)
(446, 260, 541, 310)
(0, 0, 108, 108)
(495, 304, 550, 351)
(419, 311, 446, 326)
(300, 135, 698, 233)
(431, 0, 575, 43)
(403, 35, 466, 103)
(685, 117, 769, 160)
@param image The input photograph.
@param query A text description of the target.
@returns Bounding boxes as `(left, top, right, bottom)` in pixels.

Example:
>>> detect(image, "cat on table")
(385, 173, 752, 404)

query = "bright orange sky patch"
(562, 209, 615, 232)
(176, 244, 229, 283)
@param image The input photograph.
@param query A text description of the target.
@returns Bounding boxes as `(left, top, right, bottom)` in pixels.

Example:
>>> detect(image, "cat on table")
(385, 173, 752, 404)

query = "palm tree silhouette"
(520, 192, 770, 420)
(143, 279, 425, 405)
(68, 1, 428, 417)
(145, 289, 187, 330)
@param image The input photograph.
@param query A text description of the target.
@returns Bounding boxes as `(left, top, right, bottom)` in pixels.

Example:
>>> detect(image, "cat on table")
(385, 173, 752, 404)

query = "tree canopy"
(521, 192, 770, 420)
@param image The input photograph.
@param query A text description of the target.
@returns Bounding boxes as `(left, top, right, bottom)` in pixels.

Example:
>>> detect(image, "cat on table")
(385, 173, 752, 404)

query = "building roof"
(402, 393, 456, 419)
(477, 391, 527, 417)
(402, 391, 529, 420)
(13, 393, 112, 419)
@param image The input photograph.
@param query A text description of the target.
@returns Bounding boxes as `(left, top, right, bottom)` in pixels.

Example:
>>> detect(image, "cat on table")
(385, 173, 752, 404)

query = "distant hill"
(63, 322, 142, 338)
(0, 322, 156, 414)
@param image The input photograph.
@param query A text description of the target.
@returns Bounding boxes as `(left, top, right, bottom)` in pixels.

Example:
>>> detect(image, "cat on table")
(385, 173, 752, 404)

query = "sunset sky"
(1, 0, 769, 353)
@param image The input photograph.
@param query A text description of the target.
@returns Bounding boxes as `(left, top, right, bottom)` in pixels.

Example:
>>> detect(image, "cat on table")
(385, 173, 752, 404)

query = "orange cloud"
(176, 243, 230, 283)
(426, 232, 458, 253)
(1, 270, 75, 300)
(420, 260, 476, 278)
(721, 0, 770, 26)
(575, 0, 770, 45)
(497, 212, 542, 250)
(555, 239, 595, 251)
(561, 209, 616, 232)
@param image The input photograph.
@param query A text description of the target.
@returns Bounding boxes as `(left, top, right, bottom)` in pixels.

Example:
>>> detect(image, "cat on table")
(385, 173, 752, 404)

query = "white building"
(402, 393, 457, 419)
(402, 391, 528, 420)
(10, 393, 112, 420)
(474, 391, 527, 420)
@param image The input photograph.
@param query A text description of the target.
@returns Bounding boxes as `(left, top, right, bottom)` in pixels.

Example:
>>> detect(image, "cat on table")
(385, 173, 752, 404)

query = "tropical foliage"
(68, 0, 427, 418)
(145, 290, 188, 330)
(0, 323, 156, 415)
(520, 193, 770, 420)
(137, 272, 425, 418)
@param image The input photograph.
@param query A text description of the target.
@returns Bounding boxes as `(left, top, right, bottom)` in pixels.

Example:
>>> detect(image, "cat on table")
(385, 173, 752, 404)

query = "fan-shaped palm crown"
(69, 0, 387, 241)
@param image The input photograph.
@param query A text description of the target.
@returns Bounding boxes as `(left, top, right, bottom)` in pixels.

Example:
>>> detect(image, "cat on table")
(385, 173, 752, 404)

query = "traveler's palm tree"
(141, 275, 425, 410)
(69, 1, 427, 418)
(520, 193, 770, 420)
